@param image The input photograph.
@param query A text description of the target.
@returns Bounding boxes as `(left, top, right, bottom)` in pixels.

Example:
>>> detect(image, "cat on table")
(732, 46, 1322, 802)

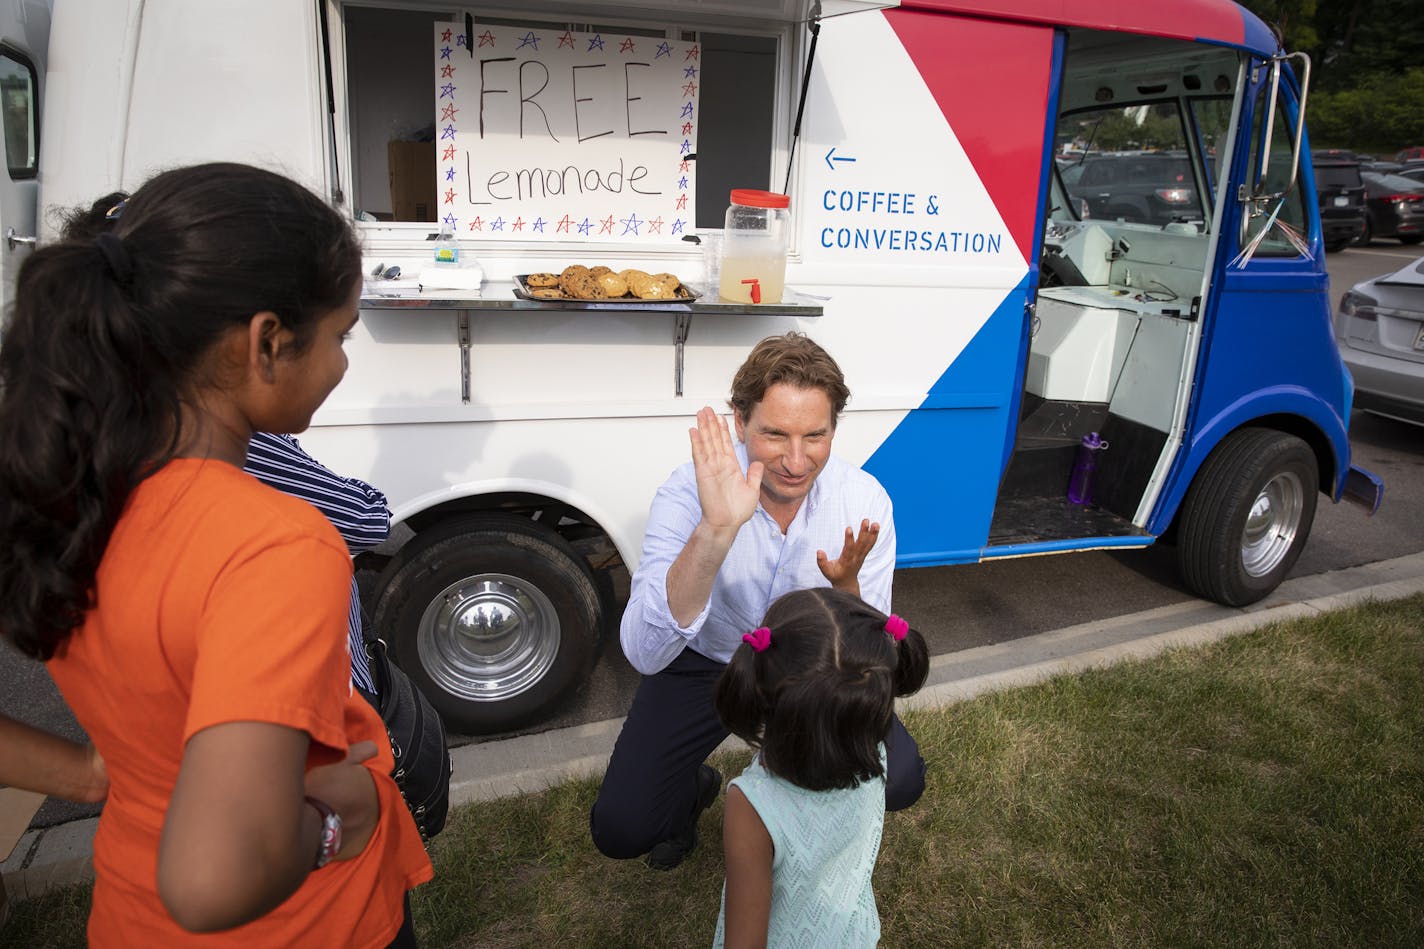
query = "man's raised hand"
(689, 406, 763, 533)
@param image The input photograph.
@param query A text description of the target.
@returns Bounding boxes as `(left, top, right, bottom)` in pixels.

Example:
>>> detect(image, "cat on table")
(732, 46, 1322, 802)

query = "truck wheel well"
(357, 492, 623, 609)
(1160, 414, 1335, 545)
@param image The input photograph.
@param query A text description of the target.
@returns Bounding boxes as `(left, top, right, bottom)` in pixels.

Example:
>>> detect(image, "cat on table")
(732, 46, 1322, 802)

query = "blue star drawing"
(680, 139, 692, 154)
(532, 217, 547, 233)
(443, 212, 458, 229)
(439, 83, 456, 100)
(678, 175, 689, 189)
(680, 102, 694, 119)
(587, 34, 605, 51)
(516, 31, 539, 51)
(440, 125, 456, 141)
(445, 167, 456, 181)
(684, 65, 698, 78)
(490, 217, 505, 232)
(577, 218, 594, 235)
(456, 34, 466, 48)
(671, 219, 686, 236)
(655, 42, 673, 59)
(440, 46, 452, 60)
(620, 213, 643, 236)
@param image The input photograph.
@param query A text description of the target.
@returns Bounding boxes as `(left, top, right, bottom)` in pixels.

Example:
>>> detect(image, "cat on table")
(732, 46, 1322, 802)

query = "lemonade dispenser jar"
(719, 189, 790, 304)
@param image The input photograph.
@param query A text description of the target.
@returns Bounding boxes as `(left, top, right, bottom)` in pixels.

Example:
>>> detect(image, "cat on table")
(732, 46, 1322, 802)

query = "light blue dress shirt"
(620, 442, 895, 675)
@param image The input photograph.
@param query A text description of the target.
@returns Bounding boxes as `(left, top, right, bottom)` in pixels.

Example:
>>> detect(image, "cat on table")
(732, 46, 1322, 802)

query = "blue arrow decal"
(824, 147, 857, 171)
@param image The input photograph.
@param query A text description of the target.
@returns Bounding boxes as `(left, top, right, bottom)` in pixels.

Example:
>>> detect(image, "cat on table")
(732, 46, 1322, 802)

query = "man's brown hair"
(727, 332, 850, 425)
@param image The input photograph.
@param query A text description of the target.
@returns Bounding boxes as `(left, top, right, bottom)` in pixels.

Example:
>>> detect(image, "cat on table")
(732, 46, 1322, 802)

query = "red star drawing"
(444, 188, 456, 204)
(440, 104, 459, 122)
(682, 81, 697, 97)
(679, 160, 690, 173)
(558, 31, 576, 49)
(681, 122, 693, 135)
(441, 29, 453, 43)
(556, 215, 573, 234)
(648, 217, 664, 234)
(512, 217, 525, 231)
(441, 145, 456, 161)
(685, 44, 700, 61)
(675, 194, 689, 210)
(470, 217, 483, 230)
(619, 37, 636, 53)
(440, 64, 455, 79)
(599, 215, 615, 234)
(478, 30, 496, 47)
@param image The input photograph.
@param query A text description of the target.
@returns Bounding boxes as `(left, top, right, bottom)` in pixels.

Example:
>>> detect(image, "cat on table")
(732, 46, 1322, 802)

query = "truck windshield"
(1055, 102, 1205, 227)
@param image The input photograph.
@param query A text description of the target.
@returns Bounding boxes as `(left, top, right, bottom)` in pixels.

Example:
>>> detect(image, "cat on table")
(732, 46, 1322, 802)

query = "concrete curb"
(6, 551, 1423, 905)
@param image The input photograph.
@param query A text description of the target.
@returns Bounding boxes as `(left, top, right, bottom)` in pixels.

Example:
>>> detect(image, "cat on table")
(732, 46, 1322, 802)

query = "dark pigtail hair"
(715, 644, 768, 748)
(714, 587, 931, 792)
(0, 163, 362, 660)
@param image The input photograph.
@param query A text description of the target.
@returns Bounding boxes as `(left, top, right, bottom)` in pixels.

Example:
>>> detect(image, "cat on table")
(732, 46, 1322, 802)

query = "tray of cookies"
(514, 265, 698, 304)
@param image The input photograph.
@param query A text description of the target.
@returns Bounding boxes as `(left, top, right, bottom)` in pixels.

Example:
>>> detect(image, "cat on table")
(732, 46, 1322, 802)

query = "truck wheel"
(1175, 428, 1318, 607)
(373, 515, 602, 734)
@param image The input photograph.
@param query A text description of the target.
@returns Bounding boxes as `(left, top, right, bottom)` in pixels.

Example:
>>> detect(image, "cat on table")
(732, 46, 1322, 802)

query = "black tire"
(1399, 234, 1422, 245)
(1356, 216, 1373, 246)
(1175, 428, 1318, 607)
(1324, 239, 1348, 253)
(373, 514, 602, 734)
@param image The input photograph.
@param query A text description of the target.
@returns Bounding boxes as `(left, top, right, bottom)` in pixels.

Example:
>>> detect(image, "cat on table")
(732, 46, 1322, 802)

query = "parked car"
(1312, 156, 1368, 251)
(1393, 146, 1424, 163)
(1358, 171, 1424, 245)
(1336, 256, 1424, 426)
(1398, 165, 1424, 186)
(1058, 151, 1202, 225)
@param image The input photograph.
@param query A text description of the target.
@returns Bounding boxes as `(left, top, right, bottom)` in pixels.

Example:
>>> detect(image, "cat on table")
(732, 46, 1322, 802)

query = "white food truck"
(2, 0, 1381, 733)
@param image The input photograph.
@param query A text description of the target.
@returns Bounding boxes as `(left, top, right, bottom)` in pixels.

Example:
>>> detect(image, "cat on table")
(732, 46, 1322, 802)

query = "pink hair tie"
(742, 626, 772, 653)
(885, 615, 909, 642)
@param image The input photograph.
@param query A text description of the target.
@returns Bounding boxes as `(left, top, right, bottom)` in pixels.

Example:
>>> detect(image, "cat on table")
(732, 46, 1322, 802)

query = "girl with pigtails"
(0, 163, 430, 947)
(712, 587, 929, 948)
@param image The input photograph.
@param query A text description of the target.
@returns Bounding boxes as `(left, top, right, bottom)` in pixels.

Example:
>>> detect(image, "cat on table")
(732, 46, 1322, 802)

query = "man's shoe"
(645, 765, 721, 871)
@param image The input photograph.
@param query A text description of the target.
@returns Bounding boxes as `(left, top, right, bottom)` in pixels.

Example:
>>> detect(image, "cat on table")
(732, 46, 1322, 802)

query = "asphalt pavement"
(6, 549, 1424, 906)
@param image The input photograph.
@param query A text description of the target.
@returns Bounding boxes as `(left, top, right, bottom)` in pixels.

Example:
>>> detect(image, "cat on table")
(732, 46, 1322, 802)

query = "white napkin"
(418, 264, 485, 290)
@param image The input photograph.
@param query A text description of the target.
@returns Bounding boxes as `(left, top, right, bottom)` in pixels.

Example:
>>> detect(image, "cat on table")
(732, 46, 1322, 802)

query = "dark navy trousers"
(590, 647, 927, 859)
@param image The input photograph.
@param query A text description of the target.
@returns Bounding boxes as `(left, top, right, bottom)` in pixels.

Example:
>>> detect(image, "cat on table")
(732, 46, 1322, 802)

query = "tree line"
(1240, 0, 1424, 154)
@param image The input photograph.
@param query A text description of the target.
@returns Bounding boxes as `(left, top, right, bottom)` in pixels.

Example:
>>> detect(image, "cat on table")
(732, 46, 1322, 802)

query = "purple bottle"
(1067, 432, 1109, 505)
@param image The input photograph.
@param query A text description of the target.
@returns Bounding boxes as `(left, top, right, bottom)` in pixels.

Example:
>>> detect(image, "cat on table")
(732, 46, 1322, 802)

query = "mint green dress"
(713, 746, 886, 947)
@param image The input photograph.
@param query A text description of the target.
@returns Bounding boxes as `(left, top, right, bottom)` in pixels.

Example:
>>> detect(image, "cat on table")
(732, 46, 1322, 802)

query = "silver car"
(1336, 256, 1424, 426)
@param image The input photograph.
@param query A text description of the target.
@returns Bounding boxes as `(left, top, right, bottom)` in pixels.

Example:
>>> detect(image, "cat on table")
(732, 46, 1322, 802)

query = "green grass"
(6, 595, 1423, 948)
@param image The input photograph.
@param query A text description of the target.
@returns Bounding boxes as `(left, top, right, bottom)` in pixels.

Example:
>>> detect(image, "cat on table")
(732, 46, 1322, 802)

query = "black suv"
(1312, 154, 1368, 252)
(1060, 152, 1202, 226)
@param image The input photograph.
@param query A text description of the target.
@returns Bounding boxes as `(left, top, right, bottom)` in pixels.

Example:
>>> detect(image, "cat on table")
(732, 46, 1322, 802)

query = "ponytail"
(890, 623, 930, 698)
(0, 163, 361, 659)
(714, 642, 767, 747)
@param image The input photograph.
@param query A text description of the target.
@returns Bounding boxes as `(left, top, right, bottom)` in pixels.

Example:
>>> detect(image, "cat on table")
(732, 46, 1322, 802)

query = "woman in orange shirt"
(0, 163, 432, 947)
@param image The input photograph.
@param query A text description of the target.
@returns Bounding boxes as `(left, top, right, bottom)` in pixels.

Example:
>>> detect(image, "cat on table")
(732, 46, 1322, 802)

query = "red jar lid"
(729, 189, 790, 209)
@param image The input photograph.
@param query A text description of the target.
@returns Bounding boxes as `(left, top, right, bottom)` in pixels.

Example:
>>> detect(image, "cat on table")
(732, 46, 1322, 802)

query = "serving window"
(339, 4, 782, 241)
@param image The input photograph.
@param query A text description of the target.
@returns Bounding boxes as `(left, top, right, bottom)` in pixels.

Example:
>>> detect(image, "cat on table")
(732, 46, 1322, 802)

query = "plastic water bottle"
(1067, 432, 1109, 505)
(434, 221, 459, 268)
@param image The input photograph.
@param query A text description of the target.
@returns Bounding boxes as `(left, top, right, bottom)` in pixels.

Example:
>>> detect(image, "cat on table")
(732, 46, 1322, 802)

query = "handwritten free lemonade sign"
(435, 24, 698, 243)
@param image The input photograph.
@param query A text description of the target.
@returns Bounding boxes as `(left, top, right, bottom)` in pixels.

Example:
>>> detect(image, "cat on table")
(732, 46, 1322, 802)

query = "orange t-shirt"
(47, 459, 432, 948)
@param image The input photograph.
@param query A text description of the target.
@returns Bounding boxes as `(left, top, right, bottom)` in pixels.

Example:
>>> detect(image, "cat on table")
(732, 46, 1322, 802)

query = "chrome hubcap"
(416, 573, 560, 702)
(1241, 471, 1304, 578)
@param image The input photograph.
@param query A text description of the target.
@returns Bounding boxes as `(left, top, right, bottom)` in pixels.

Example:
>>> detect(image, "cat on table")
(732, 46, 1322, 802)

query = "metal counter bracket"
(674, 311, 692, 397)
(457, 310, 471, 403)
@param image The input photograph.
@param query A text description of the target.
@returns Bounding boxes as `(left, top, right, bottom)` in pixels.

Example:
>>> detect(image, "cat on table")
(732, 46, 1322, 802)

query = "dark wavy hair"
(0, 162, 362, 660)
(714, 587, 930, 791)
(727, 331, 851, 427)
